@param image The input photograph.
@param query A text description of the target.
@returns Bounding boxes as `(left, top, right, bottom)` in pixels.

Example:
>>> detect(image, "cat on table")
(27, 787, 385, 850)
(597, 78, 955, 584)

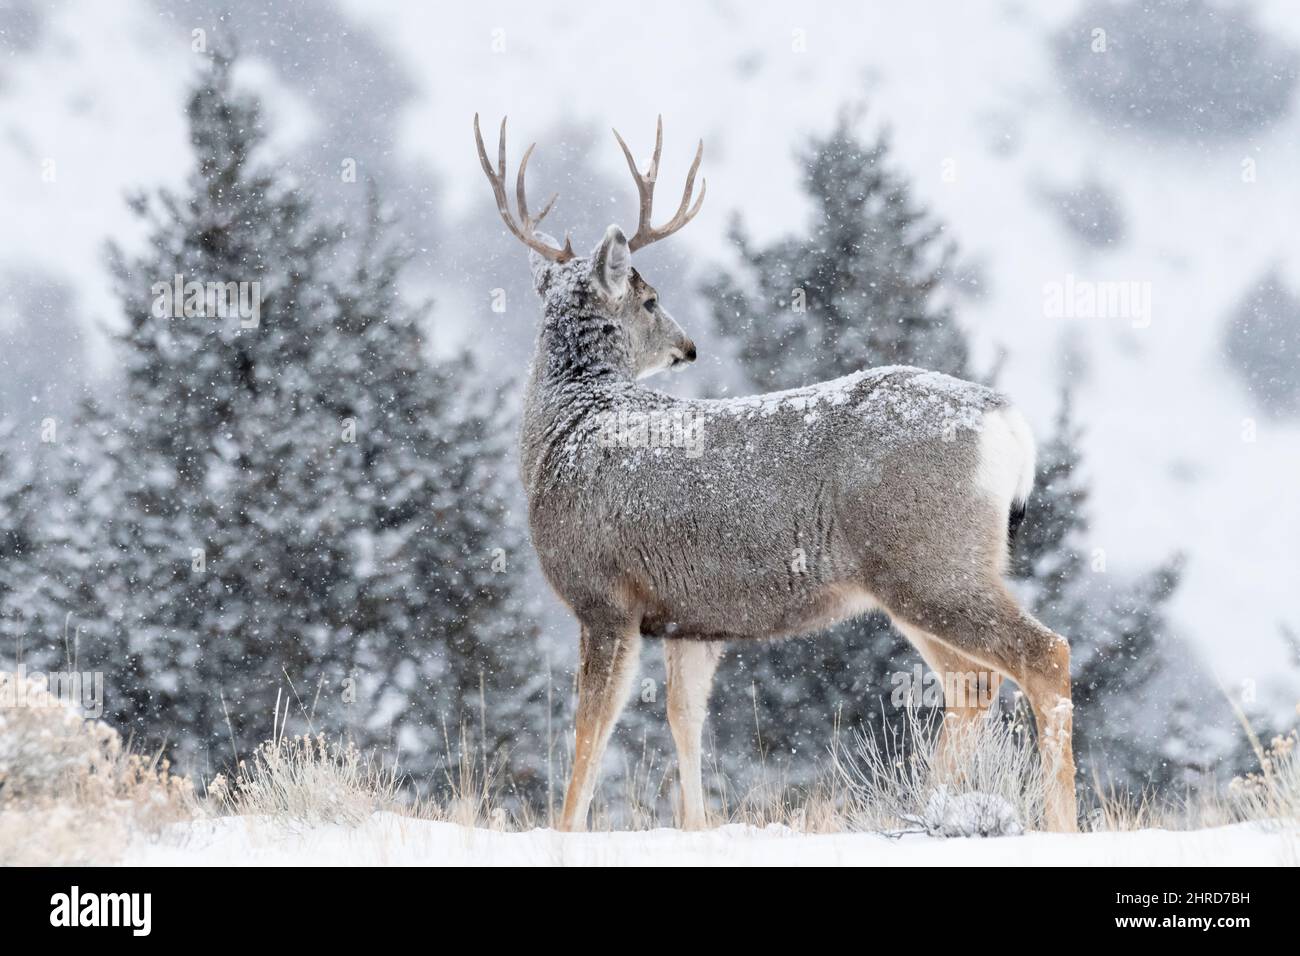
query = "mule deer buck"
(473, 114, 1078, 833)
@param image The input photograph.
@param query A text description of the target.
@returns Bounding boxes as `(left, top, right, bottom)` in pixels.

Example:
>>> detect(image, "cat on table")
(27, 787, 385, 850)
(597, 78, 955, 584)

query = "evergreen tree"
(0, 414, 107, 676)
(19, 53, 546, 787)
(0, 426, 36, 634)
(700, 116, 970, 786)
(1010, 387, 1088, 598)
(704, 114, 968, 390)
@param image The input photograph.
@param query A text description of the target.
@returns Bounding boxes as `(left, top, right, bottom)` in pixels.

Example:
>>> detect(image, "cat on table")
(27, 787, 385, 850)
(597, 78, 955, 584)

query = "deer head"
(474, 115, 704, 379)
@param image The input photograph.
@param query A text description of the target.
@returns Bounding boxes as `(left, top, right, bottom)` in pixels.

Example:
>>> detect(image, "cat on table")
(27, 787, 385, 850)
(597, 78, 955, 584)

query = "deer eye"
(643, 298, 657, 312)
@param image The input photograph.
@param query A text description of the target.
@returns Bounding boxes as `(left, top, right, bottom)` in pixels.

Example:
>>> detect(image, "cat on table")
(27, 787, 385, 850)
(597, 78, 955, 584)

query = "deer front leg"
(664, 638, 723, 830)
(559, 620, 642, 832)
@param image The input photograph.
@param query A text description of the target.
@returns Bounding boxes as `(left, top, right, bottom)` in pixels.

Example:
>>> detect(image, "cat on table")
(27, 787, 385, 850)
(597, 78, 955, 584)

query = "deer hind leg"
(664, 638, 724, 830)
(559, 620, 642, 832)
(888, 587, 1078, 832)
(894, 623, 1003, 773)
(1016, 624, 1076, 834)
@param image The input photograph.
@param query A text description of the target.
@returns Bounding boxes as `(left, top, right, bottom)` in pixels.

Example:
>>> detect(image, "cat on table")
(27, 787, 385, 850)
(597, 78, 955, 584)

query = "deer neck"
(520, 308, 638, 498)
(533, 305, 635, 387)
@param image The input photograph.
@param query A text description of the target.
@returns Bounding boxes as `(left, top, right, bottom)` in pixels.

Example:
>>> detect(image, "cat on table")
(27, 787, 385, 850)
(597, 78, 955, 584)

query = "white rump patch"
(976, 407, 1036, 508)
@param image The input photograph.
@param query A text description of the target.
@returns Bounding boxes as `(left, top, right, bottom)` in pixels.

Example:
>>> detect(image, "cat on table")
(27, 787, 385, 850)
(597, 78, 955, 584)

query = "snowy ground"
(123, 814, 1297, 866)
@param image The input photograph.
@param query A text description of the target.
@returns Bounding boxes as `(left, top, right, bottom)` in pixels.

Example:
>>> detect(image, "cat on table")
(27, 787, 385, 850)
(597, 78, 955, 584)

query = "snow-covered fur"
(523, 237, 1030, 639)
(515, 227, 1077, 836)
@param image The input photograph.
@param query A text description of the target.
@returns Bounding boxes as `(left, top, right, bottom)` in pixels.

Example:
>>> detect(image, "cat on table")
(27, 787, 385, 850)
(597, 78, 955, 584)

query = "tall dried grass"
(833, 700, 1045, 835)
(6, 660, 1299, 864)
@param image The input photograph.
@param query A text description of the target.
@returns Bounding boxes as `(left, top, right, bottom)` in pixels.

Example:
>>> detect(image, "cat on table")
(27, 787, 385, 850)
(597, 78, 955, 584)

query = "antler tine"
(472, 113, 574, 262)
(496, 116, 507, 179)
(613, 117, 706, 252)
(612, 126, 649, 190)
(517, 143, 560, 227)
(473, 113, 497, 185)
(472, 113, 512, 221)
(533, 193, 558, 225)
(664, 138, 705, 230)
(516, 142, 535, 223)
(648, 114, 663, 182)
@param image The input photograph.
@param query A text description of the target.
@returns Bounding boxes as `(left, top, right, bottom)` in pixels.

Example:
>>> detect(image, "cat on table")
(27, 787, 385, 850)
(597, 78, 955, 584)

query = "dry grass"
(1089, 704, 1300, 833)
(0, 672, 194, 865)
(183, 695, 1300, 838)
(207, 733, 402, 827)
(833, 701, 1045, 834)
(1226, 727, 1300, 824)
(425, 722, 535, 830)
(6, 662, 1299, 864)
(1085, 774, 1244, 832)
(714, 776, 846, 833)
(586, 733, 670, 832)
(152, 713, 1300, 840)
(1087, 781, 1185, 832)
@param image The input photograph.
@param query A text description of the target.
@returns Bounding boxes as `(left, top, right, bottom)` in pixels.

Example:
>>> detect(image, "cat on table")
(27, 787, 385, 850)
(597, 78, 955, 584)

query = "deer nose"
(683, 341, 697, 362)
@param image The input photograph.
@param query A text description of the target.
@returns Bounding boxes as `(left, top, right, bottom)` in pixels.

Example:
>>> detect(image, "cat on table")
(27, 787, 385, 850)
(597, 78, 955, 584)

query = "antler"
(473, 114, 575, 263)
(612, 116, 706, 252)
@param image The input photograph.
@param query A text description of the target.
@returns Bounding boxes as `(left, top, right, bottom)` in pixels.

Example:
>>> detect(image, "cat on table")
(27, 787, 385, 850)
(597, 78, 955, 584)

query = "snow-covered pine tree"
(0, 425, 36, 632)
(705, 114, 968, 390)
(0, 412, 115, 678)
(700, 116, 969, 785)
(1010, 386, 1089, 604)
(23, 53, 546, 787)
(308, 196, 548, 781)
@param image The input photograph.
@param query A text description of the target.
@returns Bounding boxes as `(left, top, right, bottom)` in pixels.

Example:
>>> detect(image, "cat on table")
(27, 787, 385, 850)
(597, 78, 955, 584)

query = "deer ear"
(592, 225, 631, 300)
